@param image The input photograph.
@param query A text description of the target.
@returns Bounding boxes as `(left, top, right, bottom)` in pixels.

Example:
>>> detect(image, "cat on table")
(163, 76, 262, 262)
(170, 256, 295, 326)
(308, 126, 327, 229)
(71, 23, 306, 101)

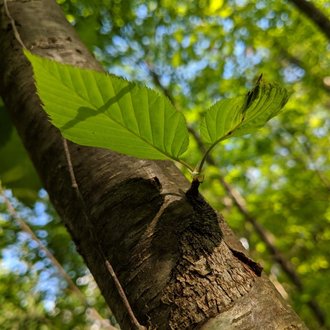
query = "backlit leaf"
(24, 50, 189, 161)
(200, 80, 289, 145)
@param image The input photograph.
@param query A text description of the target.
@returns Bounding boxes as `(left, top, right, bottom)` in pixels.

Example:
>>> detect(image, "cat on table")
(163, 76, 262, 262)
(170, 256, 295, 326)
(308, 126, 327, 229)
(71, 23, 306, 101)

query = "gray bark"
(0, 0, 308, 328)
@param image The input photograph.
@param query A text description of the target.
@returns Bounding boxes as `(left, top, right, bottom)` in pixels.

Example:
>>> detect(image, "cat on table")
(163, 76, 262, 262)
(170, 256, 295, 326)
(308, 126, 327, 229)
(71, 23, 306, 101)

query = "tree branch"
(288, 0, 330, 41)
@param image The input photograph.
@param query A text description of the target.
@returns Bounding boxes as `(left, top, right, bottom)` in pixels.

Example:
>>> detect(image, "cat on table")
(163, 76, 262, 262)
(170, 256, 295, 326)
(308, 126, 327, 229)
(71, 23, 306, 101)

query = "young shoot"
(25, 50, 289, 190)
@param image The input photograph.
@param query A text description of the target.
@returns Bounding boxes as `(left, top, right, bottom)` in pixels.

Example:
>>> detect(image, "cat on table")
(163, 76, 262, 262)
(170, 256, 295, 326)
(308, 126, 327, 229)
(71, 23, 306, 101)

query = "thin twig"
(62, 141, 146, 330)
(0, 184, 115, 330)
(105, 260, 146, 330)
(147, 63, 175, 105)
(3, 0, 26, 48)
(62, 139, 79, 189)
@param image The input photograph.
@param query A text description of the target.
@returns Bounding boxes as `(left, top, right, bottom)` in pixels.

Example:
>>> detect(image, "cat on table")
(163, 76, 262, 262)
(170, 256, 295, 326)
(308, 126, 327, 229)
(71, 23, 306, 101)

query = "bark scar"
(228, 246, 263, 277)
(186, 180, 262, 277)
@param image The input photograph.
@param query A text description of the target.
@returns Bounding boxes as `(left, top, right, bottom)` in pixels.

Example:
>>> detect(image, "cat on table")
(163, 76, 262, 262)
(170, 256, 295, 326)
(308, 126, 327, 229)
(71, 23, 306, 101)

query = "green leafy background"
(0, 102, 41, 204)
(1, 0, 329, 329)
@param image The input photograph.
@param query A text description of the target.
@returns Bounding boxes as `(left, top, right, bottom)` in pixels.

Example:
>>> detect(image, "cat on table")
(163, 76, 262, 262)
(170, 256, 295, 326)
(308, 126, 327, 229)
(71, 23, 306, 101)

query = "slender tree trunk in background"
(0, 0, 308, 328)
(288, 0, 330, 41)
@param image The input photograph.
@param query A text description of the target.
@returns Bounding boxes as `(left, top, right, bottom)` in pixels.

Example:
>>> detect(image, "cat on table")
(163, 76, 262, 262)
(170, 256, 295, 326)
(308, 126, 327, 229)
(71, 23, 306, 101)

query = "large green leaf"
(200, 80, 289, 145)
(24, 50, 189, 161)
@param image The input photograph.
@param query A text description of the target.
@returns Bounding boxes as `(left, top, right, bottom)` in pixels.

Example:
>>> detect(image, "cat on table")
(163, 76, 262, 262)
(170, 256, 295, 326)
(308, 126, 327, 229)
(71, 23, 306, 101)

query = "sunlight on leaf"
(196, 79, 289, 174)
(24, 50, 189, 161)
(200, 80, 289, 145)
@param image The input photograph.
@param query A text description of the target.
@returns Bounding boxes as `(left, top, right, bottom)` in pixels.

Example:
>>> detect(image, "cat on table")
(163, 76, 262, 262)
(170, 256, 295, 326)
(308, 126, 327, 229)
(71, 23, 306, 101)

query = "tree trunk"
(0, 0, 308, 328)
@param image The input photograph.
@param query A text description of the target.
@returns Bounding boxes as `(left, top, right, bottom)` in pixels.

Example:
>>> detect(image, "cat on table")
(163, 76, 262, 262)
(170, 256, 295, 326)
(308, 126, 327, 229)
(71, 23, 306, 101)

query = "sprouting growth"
(25, 50, 289, 191)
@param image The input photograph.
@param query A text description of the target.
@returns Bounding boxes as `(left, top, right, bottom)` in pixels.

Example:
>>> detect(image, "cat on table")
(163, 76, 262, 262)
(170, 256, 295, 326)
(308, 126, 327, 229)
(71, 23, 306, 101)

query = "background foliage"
(0, 0, 329, 329)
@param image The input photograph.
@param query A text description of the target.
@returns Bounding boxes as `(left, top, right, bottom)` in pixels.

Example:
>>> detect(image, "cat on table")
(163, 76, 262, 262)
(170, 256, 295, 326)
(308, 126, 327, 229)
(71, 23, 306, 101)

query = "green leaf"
(24, 50, 189, 161)
(200, 80, 289, 145)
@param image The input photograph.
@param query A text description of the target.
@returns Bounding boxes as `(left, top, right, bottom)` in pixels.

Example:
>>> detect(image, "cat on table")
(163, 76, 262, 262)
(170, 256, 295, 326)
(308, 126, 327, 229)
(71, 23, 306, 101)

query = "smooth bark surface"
(0, 0, 308, 328)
